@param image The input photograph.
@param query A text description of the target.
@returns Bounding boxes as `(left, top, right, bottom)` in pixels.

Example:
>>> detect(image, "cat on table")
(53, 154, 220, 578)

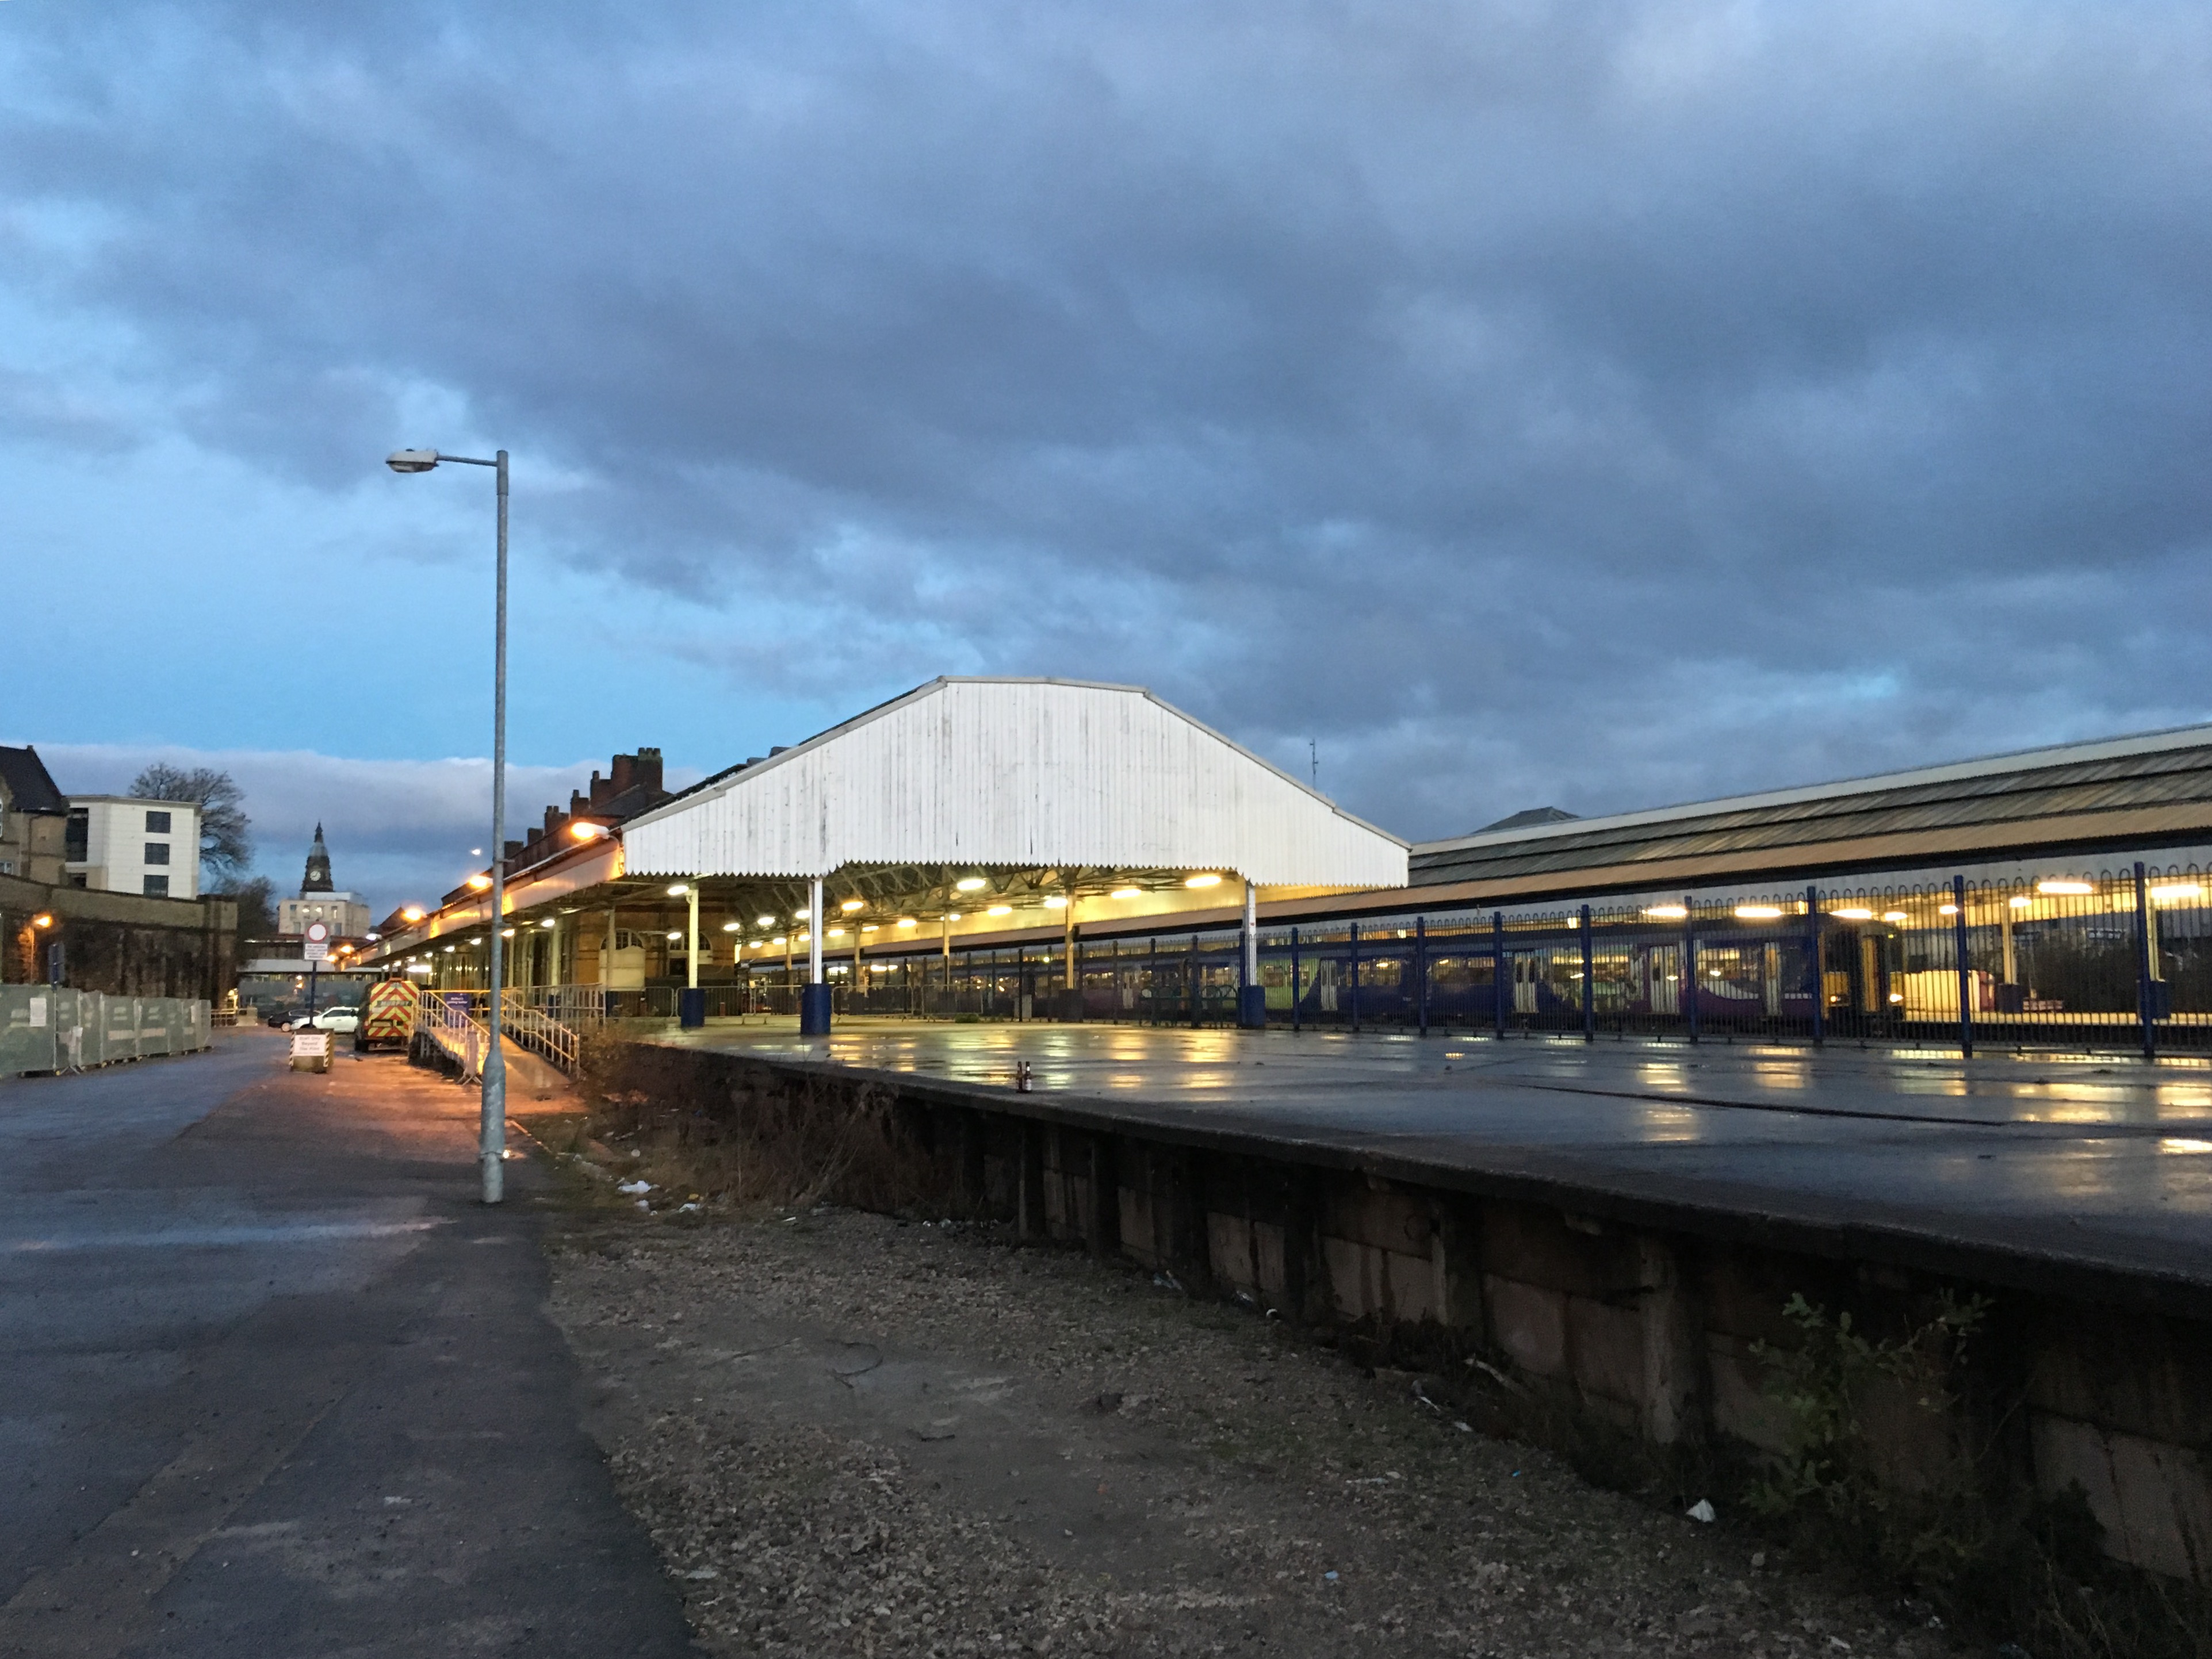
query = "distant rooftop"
(0, 745, 66, 816)
(1475, 806, 1579, 833)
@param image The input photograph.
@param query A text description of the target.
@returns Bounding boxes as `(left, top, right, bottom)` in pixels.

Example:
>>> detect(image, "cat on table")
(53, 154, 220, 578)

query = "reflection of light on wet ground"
(2161, 1139, 2212, 1155)
(1631, 1106, 1705, 1143)
(681, 1021, 2212, 1132)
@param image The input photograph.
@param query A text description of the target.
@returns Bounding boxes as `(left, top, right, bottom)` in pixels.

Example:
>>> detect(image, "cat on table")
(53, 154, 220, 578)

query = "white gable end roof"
(621, 678, 1407, 888)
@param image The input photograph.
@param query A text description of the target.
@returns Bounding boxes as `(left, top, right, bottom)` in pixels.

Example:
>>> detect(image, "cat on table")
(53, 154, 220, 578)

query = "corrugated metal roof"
(1413, 725, 2212, 887)
(622, 677, 1408, 888)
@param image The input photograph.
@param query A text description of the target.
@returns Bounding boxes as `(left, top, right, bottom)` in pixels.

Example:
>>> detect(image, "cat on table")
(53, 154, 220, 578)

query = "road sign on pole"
(303, 922, 330, 964)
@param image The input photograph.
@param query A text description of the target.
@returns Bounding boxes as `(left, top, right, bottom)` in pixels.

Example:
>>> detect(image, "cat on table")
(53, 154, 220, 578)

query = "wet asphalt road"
(0, 1027, 692, 1658)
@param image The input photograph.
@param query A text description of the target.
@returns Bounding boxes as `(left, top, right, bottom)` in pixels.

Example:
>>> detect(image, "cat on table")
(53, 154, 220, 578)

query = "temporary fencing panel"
(2, 988, 218, 1076)
(2, 987, 58, 1074)
(104, 997, 139, 1063)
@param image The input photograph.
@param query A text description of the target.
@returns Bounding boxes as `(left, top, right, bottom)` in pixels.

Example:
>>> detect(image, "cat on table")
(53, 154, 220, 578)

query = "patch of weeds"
(575, 1041, 939, 1217)
(1745, 1291, 2212, 1659)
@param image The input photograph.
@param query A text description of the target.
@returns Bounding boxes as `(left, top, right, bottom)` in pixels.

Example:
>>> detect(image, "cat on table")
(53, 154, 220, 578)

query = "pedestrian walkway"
(0, 1026, 691, 1658)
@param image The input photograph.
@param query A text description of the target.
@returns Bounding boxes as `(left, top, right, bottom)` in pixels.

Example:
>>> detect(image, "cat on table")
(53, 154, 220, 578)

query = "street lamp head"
(386, 449, 441, 473)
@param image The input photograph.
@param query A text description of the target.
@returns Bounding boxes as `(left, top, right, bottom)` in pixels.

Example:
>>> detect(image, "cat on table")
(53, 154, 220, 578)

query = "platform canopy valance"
(620, 677, 1407, 890)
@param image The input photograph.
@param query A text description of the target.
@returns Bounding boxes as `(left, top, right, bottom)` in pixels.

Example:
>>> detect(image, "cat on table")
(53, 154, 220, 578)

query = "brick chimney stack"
(635, 747, 664, 795)
(610, 753, 636, 795)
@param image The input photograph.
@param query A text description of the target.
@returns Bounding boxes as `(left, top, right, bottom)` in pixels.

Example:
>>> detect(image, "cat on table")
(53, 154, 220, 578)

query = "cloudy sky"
(6, 0, 2209, 913)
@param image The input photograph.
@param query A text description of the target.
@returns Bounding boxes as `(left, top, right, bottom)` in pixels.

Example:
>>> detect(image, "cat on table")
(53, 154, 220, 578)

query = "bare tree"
(130, 764, 253, 886)
(224, 875, 277, 938)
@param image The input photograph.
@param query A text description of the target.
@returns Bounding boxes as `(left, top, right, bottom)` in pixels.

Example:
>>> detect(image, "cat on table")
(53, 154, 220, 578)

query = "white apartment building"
(66, 797, 202, 899)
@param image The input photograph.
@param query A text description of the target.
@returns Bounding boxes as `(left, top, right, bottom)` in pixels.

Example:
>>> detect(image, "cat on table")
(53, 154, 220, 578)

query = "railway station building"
(360, 684, 2212, 1052)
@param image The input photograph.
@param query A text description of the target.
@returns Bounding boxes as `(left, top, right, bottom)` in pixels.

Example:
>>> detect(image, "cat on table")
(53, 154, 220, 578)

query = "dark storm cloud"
(7, 0, 2212, 840)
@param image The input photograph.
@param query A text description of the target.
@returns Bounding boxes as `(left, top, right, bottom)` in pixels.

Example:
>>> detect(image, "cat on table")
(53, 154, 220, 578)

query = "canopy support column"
(679, 883, 704, 1028)
(1238, 880, 1266, 1029)
(801, 878, 831, 1035)
(1058, 894, 1082, 1022)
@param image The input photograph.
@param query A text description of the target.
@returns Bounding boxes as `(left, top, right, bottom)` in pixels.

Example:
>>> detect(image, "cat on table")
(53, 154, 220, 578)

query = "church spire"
(301, 823, 334, 894)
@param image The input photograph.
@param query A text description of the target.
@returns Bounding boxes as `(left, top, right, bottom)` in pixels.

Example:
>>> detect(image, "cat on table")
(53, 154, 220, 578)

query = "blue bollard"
(799, 983, 832, 1036)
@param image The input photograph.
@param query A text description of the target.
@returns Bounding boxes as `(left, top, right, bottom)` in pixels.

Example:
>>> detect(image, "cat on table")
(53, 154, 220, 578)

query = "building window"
(144, 874, 170, 896)
(146, 810, 172, 833)
(144, 842, 171, 865)
(66, 809, 88, 861)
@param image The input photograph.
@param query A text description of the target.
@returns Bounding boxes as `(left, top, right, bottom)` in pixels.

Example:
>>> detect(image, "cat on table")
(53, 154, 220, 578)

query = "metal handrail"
(415, 987, 490, 1083)
(499, 990, 580, 1074)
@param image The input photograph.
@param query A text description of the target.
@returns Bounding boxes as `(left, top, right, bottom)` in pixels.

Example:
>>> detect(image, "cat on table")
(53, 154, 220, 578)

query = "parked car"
(289, 1006, 360, 1035)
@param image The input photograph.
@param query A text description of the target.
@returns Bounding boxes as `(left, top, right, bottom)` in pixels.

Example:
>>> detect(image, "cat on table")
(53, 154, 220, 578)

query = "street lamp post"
(387, 446, 510, 1204)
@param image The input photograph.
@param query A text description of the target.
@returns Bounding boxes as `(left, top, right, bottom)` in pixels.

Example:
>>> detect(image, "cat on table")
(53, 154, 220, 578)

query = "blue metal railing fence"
(433, 855, 2212, 1055)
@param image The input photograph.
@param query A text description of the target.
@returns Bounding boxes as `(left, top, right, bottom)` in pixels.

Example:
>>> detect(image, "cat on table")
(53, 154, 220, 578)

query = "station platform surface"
(646, 1018, 2212, 1308)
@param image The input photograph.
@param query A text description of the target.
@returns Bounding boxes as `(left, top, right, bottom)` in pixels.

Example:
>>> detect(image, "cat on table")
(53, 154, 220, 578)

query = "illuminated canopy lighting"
(955, 877, 987, 892)
(466, 874, 493, 891)
(539, 918, 556, 929)
(722, 921, 741, 933)
(1831, 906, 1874, 921)
(2150, 883, 2203, 904)
(1043, 895, 1067, 909)
(444, 945, 457, 953)
(667, 883, 689, 896)
(1938, 903, 1958, 916)
(1184, 873, 1223, 888)
(2008, 896, 2033, 909)
(944, 912, 962, 921)
(840, 899, 864, 913)
(827, 928, 847, 938)
(502, 928, 516, 937)
(861, 924, 879, 933)
(1645, 905, 1687, 920)
(1733, 904, 1783, 920)
(666, 930, 682, 941)
(2037, 879, 2094, 896)
(791, 910, 808, 921)
(987, 905, 1013, 917)
(1109, 887, 1141, 900)
(896, 917, 917, 928)
(771, 936, 786, 946)
(1882, 910, 1909, 923)
(401, 906, 426, 923)
(756, 914, 775, 927)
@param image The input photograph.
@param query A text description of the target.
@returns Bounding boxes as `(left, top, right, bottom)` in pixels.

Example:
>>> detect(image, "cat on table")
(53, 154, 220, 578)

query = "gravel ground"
(546, 1201, 1951, 1659)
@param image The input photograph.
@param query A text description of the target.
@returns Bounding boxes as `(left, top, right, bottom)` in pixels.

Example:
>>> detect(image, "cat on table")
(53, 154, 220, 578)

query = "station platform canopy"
(620, 677, 1406, 921)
